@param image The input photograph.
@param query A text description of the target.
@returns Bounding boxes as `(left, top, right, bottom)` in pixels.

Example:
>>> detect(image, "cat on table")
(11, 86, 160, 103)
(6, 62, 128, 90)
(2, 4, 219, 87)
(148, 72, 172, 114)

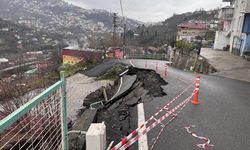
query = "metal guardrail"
(0, 72, 68, 150)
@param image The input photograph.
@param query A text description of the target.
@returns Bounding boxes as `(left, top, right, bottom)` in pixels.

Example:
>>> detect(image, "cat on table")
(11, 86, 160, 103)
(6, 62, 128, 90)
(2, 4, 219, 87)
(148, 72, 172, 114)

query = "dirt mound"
(127, 67, 167, 97)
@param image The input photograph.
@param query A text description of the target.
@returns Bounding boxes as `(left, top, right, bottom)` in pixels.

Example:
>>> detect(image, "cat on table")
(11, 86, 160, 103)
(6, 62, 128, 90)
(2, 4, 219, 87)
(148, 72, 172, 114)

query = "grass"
(97, 64, 126, 81)
(63, 62, 100, 77)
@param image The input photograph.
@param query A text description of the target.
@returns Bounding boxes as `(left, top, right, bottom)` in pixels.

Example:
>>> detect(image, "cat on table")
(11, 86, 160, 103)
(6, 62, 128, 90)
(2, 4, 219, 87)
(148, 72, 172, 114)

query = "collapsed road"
(68, 62, 168, 150)
(96, 67, 168, 148)
(69, 59, 250, 150)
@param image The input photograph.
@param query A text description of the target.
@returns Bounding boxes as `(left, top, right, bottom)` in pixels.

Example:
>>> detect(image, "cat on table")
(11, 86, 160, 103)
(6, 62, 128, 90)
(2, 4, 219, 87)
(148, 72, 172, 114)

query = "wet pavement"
(122, 59, 250, 150)
(201, 48, 250, 82)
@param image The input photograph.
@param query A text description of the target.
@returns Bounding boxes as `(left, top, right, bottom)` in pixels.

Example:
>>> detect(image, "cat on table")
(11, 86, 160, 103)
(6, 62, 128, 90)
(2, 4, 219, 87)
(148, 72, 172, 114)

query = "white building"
(214, 6, 234, 50)
(214, 0, 250, 56)
(0, 58, 9, 64)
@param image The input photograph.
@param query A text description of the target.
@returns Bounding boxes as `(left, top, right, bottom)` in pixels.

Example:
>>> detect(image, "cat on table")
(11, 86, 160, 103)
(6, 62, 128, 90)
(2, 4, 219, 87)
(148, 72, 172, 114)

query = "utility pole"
(123, 24, 126, 47)
(113, 13, 118, 47)
(120, 0, 126, 58)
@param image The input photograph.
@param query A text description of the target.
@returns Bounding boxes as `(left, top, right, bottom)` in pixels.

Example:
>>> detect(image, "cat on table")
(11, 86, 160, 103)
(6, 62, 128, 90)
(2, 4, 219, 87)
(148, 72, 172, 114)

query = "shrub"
(176, 40, 196, 55)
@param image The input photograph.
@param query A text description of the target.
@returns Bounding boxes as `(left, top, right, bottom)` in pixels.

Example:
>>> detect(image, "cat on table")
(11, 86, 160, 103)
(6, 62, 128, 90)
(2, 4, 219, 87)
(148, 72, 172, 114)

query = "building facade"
(214, 6, 234, 50)
(215, 0, 250, 56)
(176, 22, 208, 43)
(62, 48, 103, 65)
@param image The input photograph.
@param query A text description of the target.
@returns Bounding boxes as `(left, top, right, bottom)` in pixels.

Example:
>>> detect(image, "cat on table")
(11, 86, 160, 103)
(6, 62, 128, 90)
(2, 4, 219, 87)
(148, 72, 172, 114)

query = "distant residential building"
(0, 58, 9, 64)
(114, 48, 124, 59)
(176, 22, 208, 43)
(26, 51, 43, 55)
(62, 48, 102, 65)
(1, 28, 9, 31)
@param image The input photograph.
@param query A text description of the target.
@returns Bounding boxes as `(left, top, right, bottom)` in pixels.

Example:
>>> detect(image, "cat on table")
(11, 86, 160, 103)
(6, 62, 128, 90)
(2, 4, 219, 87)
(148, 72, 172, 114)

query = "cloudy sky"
(64, 0, 229, 22)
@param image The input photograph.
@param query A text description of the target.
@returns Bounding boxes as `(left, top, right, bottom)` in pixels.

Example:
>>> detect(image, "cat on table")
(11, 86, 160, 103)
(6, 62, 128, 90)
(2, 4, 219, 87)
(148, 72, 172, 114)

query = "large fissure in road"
(96, 67, 168, 146)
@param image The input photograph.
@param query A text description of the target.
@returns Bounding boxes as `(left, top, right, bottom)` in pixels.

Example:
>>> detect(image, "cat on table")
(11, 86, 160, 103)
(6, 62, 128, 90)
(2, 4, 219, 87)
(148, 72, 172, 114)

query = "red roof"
(63, 49, 86, 57)
(177, 22, 208, 30)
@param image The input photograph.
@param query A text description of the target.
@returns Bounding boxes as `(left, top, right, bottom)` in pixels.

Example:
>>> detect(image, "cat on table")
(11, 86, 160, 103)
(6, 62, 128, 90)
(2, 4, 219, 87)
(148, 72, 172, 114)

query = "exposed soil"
(127, 67, 168, 97)
(95, 67, 168, 147)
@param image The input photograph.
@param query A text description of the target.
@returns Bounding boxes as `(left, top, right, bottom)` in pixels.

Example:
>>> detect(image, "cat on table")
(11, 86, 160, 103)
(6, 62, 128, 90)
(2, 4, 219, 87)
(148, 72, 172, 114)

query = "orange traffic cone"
(192, 75, 200, 105)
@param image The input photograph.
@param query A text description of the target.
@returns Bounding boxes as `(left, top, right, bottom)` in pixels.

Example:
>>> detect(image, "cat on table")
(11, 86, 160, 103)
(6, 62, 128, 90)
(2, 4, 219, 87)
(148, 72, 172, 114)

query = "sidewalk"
(201, 48, 250, 82)
(66, 73, 113, 121)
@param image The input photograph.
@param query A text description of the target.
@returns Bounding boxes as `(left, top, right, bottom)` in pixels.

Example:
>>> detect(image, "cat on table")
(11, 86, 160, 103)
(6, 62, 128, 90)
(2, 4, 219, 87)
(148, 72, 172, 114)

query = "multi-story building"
(62, 48, 103, 65)
(215, 0, 250, 56)
(176, 22, 208, 43)
(214, 6, 234, 50)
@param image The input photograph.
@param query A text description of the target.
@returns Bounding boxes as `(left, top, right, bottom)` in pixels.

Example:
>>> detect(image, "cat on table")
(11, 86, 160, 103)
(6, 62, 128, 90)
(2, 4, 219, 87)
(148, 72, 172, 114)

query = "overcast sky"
(64, 0, 229, 22)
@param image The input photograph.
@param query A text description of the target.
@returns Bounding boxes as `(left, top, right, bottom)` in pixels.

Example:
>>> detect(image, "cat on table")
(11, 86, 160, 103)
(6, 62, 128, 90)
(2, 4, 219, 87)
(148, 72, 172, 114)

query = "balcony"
(218, 7, 234, 20)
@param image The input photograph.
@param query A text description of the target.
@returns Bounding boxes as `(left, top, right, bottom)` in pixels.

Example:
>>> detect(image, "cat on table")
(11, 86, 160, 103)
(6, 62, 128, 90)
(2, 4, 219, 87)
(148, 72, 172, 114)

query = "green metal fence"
(0, 72, 68, 150)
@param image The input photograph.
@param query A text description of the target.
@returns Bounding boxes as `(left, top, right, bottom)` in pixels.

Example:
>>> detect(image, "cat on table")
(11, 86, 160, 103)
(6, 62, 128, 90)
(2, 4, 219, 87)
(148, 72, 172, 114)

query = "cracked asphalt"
(121, 59, 250, 150)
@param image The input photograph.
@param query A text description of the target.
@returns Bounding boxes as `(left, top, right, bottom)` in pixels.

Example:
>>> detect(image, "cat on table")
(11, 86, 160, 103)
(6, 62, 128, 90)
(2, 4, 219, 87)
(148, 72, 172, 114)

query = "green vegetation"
(63, 62, 99, 77)
(97, 64, 126, 80)
(126, 9, 218, 47)
(176, 40, 196, 55)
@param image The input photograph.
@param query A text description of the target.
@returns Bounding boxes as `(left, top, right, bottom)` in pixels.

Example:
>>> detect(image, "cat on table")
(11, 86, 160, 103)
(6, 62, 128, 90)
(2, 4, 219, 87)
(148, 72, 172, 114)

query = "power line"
(119, 0, 124, 18)
(119, 0, 126, 49)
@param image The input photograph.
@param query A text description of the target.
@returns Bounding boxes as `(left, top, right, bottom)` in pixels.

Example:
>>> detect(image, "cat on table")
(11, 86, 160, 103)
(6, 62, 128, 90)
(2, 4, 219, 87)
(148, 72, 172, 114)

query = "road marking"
(109, 77, 123, 101)
(119, 69, 129, 76)
(138, 103, 148, 150)
(130, 60, 136, 67)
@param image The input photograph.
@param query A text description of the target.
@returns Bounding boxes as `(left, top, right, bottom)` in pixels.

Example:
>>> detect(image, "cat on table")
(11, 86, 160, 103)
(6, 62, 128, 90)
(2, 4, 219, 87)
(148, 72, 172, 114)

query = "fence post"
(60, 71, 69, 150)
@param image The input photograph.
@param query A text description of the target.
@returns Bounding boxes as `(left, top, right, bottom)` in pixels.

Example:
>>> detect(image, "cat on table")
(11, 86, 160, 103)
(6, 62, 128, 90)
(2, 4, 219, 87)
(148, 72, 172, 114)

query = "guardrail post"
(192, 75, 200, 105)
(60, 71, 69, 150)
(145, 60, 147, 68)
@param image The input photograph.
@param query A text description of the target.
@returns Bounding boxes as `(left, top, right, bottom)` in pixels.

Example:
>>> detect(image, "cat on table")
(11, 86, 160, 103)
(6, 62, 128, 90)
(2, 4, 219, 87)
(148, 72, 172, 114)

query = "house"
(105, 47, 124, 59)
(214, 6, 234, 50)
(176, 22, 208, 43)
(62, 48, 102, 65)
(214, 0, 250, 56)
(0, 58, 9, 64)
(114, 48, 124, 59)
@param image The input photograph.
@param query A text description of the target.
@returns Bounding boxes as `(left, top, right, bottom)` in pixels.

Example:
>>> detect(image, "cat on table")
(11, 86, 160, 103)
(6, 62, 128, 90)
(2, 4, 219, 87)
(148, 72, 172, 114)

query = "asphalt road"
(122, 59, 250, 150)
(82, 59, 121, 77)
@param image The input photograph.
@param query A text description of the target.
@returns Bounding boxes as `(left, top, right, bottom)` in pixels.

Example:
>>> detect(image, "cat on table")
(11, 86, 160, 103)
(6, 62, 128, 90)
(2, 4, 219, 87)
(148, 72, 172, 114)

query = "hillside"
(130, 9, 218, 47)
(0, 18, 65, 55)
(0, 0, 140, 37)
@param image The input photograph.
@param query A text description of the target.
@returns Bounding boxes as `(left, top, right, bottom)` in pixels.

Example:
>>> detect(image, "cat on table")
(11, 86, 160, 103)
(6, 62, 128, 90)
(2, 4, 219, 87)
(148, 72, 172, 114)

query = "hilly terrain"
(129, 9, 219, 47)
(0, 0, 140, 38)
(0, 18, 66, 55)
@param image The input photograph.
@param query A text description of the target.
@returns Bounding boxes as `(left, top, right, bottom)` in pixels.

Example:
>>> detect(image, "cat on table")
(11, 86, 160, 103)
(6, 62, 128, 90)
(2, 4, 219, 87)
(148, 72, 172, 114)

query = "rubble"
(73, 66, 168, 149)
